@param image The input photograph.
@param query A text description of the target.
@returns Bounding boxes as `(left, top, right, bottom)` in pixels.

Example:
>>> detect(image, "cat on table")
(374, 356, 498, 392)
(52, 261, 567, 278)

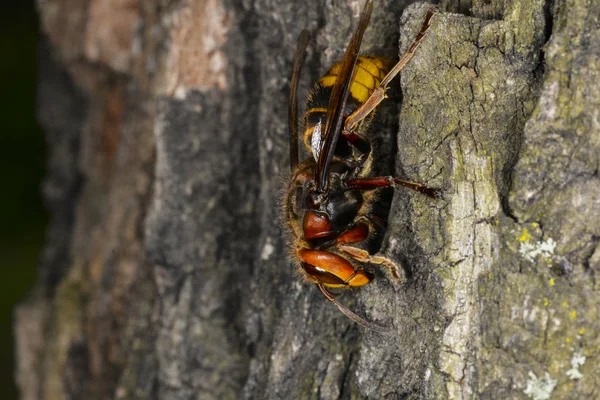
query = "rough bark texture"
(16, 0, 599, 399)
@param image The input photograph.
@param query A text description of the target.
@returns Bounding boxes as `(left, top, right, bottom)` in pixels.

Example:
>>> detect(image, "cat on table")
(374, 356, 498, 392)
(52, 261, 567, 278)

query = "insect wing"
(314, 0, 373, 192)
(289, 30, 311, 171)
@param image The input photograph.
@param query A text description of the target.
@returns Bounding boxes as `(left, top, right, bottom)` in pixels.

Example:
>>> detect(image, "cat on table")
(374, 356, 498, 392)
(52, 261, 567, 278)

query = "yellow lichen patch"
(562, 301, 568, 308)
(543, 297, 550, 307)
(569, 310, 577, 320)
(566, 337, 572, 344)
(531, 222, 539, 228)
(549, 278, 555, 286)
(517, 227, 532, 242)
(578, 328, 585, 335)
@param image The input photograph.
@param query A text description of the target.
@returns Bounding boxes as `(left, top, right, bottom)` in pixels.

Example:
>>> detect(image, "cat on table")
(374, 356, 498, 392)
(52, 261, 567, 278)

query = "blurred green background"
(0, 1, 45, 399)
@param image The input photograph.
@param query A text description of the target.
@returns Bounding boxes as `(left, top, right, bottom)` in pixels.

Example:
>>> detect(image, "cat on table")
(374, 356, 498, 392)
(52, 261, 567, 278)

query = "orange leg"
(346, 176, 441, 198)
(334, 220, 405, 283)
(337, 244, 405, 285)
(336, 223, 369, 245)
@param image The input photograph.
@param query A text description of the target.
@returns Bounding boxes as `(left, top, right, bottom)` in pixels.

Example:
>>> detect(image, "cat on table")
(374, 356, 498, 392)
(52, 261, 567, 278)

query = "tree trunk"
(16, 0, 599, 399)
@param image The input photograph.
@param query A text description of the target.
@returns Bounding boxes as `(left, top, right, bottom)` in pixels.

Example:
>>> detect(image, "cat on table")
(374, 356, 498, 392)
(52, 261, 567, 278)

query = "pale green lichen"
(566, 351, 586, 380)
(519, 237, 557, 261)
(524, 371, 558, 400)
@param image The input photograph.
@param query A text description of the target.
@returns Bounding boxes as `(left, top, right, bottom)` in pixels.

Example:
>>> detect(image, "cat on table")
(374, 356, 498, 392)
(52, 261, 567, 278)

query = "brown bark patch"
(85, 0, 140, 73)
(38, 0, 89, 62)
(165, 0, 230, 95)
(100, 83, 126, 178)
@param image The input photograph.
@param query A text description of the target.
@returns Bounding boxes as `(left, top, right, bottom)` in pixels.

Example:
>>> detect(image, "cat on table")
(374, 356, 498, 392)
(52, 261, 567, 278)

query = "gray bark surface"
(16, 0, 599, 399)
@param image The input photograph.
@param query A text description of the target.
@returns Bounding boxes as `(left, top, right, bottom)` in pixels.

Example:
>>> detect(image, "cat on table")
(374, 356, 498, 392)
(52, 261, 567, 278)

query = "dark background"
(0, 2, 45, 399)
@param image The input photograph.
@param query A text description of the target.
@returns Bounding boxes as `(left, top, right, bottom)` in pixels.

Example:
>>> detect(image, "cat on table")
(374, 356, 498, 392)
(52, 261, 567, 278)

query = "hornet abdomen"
(302, 56, 390, 158)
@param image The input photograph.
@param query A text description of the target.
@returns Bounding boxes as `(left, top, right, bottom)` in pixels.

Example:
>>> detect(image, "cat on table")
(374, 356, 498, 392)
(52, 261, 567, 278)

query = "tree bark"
(16, 0, 599, 399)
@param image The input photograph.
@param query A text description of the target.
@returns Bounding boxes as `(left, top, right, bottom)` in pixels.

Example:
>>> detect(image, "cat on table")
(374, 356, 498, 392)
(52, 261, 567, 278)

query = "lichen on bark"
(396, 0, 600, 397)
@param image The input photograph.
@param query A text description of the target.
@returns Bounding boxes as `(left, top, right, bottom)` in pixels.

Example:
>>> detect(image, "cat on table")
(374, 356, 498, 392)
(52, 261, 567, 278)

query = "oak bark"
(16, 0, 599, 399)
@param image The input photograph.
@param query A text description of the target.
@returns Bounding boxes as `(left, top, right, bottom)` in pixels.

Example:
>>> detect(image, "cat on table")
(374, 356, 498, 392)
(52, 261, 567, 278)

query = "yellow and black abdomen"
(302, 56, 390, 157)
